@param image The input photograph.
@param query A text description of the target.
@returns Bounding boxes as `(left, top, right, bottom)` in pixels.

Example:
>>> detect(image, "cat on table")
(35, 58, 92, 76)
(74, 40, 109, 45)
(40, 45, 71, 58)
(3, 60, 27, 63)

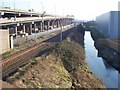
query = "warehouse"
(96, 11, 120, 40)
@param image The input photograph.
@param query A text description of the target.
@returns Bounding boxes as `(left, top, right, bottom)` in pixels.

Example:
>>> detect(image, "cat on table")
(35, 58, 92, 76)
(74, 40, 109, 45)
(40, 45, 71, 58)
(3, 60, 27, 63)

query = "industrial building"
(0, 8, 74, 54)
(96, 11, 120, 40)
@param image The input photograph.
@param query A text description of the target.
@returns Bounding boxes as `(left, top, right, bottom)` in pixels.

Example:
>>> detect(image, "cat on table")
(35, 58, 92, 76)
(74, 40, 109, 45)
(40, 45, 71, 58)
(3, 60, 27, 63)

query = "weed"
(14, 72, 20, 79)
(30, 59, 37, 65)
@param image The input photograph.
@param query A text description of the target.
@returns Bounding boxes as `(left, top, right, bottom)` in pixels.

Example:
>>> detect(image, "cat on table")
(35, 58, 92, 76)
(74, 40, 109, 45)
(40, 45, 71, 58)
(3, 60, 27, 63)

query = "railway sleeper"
(2, 43, 54, 79)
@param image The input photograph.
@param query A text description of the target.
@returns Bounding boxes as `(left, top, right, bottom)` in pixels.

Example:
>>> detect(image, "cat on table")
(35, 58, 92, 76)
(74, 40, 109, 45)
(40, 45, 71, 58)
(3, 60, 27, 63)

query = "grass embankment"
(90, 26, 105, 41)
(7, 25, 105, 88)
(90, 26, 106, 49)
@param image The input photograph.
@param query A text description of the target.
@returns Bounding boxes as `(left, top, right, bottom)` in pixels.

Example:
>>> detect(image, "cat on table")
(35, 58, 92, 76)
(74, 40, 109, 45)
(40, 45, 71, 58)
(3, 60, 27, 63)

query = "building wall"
(96, 12, 110, 38)
(109, 12, 118, 39)
(0, 29, 10, 54)
(96, 11, 120, 39)
(119, 1, 120, 11)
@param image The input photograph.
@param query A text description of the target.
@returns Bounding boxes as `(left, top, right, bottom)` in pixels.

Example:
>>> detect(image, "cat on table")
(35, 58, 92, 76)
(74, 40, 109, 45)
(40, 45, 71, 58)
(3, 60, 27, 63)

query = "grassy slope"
(52, 40, 105, 88)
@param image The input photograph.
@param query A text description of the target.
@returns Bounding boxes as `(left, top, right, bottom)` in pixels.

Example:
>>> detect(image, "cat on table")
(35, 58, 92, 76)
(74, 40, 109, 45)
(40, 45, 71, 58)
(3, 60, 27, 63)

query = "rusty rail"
(1, 42, 54, 79)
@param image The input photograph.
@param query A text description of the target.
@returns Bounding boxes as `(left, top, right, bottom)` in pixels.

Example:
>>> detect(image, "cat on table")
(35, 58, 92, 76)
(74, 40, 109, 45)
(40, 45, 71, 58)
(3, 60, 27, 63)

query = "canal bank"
(90, 26, 120, 72)
(84, 31, 119, 89)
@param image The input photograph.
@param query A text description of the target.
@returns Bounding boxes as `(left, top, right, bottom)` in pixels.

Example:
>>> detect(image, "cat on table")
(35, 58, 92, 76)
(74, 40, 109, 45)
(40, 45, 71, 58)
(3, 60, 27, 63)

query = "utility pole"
(60, 8, 64, 42)
(14, 0, 16, 21)
(34, 23, 36, 40)
(60, 26, 63, 42)
(41, 2, 44, 32)
(55, 5, 56, 28)
(63, 7, 64, 29)
(41, 11, 46, 32)
(60, 20, 63, 42)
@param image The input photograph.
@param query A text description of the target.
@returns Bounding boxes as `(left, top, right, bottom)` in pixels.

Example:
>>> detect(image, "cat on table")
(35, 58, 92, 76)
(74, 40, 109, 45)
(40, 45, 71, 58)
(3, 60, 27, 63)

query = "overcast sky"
(0, 0, 119, 20)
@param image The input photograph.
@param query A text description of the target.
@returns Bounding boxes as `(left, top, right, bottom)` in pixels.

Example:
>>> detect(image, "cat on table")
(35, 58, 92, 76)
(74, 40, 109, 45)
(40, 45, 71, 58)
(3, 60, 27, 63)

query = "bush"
(18, 68, 26, 75)
(14, 72, 20, 79)
(30, 59, 37, 65)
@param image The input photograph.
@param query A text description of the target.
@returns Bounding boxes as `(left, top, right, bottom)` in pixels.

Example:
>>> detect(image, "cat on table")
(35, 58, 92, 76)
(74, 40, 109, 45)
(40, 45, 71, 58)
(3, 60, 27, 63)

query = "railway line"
(1, 26, 75, 80)
(1, 42, 55, 79)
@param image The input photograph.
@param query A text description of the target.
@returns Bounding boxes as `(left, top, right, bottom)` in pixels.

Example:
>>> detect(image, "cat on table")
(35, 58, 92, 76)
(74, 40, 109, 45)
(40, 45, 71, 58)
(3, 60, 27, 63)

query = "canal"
(84, 31, 120, 89)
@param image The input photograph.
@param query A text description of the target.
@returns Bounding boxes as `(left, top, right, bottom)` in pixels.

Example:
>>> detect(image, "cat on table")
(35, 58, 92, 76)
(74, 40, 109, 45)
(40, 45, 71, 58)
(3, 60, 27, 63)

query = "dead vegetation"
(6, 25, 105, 88)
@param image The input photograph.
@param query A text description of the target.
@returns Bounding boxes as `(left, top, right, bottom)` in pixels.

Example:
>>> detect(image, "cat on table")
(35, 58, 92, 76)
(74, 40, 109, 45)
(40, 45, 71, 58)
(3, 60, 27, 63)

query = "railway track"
(0, 42, 54, 79)
(0, 26, 75, 80)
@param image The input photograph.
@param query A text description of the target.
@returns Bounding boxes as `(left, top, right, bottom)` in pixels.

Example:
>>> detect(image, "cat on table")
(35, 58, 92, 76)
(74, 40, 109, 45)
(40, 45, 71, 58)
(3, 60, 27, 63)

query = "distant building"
(96, 11, 120, 39)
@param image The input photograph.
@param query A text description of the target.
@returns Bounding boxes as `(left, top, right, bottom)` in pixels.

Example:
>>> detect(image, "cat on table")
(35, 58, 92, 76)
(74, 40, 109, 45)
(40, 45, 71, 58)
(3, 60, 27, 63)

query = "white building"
(96, 11, 120, 40)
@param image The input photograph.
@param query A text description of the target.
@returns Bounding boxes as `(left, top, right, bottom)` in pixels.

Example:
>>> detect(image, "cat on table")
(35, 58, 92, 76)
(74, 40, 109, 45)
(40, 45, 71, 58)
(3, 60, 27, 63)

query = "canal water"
(84, 31, 120, 89)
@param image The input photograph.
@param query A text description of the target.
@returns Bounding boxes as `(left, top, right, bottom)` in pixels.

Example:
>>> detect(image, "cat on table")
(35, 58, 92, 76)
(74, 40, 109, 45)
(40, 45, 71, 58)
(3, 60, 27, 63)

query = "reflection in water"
(84, 31, 119, 89)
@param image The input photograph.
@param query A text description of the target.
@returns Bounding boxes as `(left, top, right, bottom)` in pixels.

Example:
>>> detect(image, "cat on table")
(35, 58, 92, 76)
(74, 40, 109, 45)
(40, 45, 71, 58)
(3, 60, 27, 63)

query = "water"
(84, 31, 119, 89)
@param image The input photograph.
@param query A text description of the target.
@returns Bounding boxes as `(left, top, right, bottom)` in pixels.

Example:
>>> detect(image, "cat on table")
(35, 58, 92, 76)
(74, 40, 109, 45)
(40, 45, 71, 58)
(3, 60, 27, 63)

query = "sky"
(0, 0, 119, 20)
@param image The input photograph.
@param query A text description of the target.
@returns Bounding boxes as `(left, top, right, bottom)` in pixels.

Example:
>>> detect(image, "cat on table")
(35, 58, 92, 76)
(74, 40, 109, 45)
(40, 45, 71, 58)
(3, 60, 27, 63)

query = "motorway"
(0, 17, 68, 25)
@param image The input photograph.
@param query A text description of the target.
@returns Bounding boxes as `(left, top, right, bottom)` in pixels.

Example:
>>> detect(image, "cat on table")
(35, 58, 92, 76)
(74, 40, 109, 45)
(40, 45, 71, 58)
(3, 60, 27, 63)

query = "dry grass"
(7, 25, 105, 88)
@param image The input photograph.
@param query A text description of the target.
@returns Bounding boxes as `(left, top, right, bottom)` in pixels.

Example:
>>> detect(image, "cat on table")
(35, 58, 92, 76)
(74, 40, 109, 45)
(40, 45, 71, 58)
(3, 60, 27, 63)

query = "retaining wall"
(0, 29, 10, 54)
